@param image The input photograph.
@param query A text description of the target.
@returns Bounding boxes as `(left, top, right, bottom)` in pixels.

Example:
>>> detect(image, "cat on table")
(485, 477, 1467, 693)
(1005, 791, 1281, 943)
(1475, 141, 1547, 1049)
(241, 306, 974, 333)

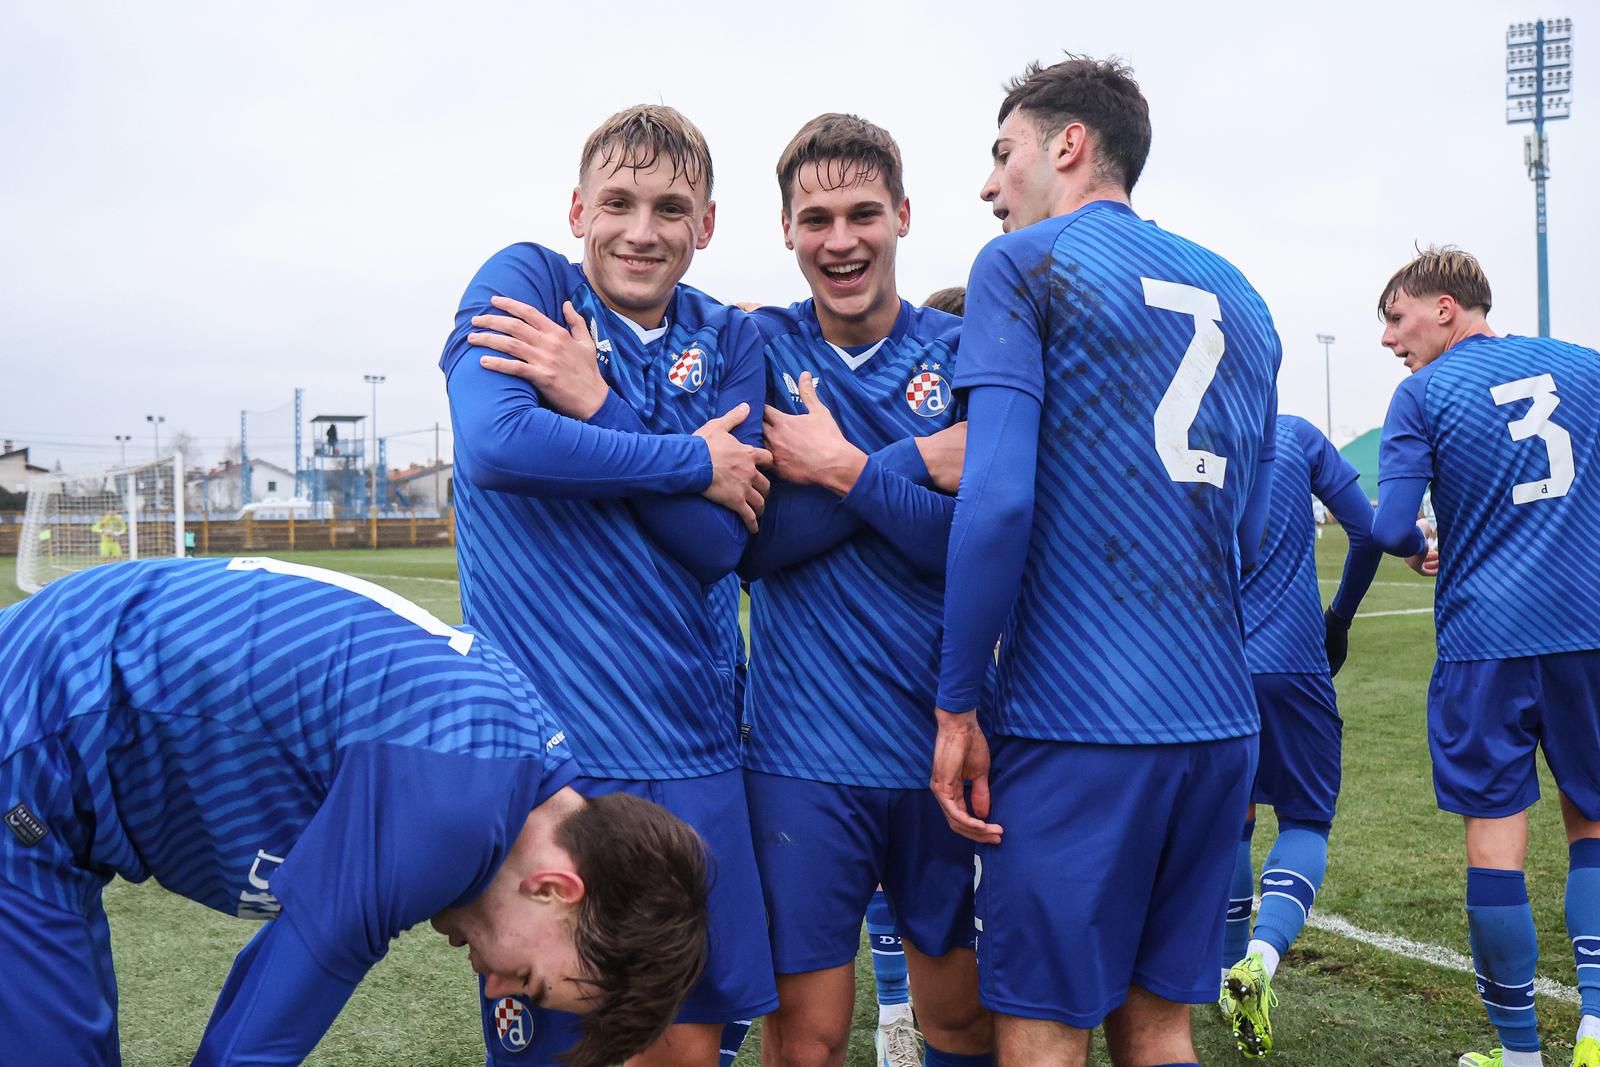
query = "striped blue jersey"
(955, 201, 1280, 744)
(1242, 416, 1360, 674)
(0, 557, 573, 939)
(742, 300, 962, 788)
(442, 243, 763, 778)
(1379, 333, 1600, 660)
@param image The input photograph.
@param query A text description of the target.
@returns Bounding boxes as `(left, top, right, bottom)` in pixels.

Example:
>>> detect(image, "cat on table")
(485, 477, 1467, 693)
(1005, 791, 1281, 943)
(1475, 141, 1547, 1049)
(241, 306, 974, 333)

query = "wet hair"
(922, 286, 966, 316)
(579, 104, 714, 198)
(998, 55, 1152, 193)
(556, 792, 710, 1067)
(1377, 245, 1493, 319)
(776, 112, 905, 215)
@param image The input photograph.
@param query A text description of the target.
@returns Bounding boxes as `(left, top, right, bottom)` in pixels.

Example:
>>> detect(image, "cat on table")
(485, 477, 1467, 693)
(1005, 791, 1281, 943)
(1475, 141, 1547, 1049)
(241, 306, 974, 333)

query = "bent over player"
(442, 104, 776, 1065)
(1221, 414, 1382, 1056)
(1372, 247, 1600, 1067)
(932, 56, 1280, 1067)
(0, 557, 710, 1067)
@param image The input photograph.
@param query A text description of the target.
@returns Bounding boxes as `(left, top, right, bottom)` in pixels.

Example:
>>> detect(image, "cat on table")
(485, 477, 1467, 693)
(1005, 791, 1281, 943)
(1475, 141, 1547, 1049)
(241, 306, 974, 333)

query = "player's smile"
(570, 160, 715, 330)
(784, 160, 908, 346)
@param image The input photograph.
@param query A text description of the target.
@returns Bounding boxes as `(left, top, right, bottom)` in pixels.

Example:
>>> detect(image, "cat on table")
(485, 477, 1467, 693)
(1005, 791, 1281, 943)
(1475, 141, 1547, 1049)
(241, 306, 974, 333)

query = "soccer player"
(737, 114, 990, 1067)
(0, 557, 710, 1067)
(441, 104, 777, 1066)
(1371, 247, 1600, 1067)
(931, 57, 1281, 1067)
(1221, 414, 1383, 1056)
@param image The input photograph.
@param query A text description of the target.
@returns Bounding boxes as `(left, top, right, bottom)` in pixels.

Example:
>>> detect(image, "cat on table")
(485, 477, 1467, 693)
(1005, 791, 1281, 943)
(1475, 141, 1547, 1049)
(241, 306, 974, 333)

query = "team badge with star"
(904, 360, 950, 418)
(667, 346, 706, 393)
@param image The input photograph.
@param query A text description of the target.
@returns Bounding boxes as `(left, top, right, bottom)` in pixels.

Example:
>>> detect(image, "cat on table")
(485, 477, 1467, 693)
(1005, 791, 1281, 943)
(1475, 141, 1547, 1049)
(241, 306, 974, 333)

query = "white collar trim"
(827, 338, 886, 371)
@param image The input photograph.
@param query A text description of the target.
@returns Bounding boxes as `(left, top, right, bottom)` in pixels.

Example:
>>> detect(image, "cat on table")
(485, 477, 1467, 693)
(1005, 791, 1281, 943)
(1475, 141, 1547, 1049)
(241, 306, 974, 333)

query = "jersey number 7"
(1143, 278, 1228, 489)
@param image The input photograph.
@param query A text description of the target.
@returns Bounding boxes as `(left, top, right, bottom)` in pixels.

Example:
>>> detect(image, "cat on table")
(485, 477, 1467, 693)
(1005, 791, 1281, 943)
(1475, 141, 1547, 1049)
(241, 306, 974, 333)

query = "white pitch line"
(1356, 607, 1434, 618)
(1306, 909, 1580, 1005)
(345, 572, 460, 586)
(1319, 580, 1432, 588)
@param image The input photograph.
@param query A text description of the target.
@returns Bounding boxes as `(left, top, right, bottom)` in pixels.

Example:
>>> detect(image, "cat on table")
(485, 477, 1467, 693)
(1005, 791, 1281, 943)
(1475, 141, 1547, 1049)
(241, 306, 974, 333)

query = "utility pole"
(1316, 334, 1336, 441)
(363, 374, 386, 513)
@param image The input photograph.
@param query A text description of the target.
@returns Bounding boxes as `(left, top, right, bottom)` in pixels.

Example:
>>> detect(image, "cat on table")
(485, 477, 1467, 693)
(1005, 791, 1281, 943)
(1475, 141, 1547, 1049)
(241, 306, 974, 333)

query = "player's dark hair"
(556, 792, 710, 1067)
(1377, 245, 1493, 318)
(998, 55, 1152, 193)
(922, 286, 966, 316)
(776, 113, 905, 215)
(580, 104, 714, 198)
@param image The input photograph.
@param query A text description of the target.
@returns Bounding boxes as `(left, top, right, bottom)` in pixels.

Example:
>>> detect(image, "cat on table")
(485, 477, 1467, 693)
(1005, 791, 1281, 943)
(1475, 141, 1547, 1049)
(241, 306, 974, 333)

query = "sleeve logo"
(3, 803, 47, 848)
(494, 996, 533, 1051)
(667, 347, 706, 393)
(905, 365, 950, 418)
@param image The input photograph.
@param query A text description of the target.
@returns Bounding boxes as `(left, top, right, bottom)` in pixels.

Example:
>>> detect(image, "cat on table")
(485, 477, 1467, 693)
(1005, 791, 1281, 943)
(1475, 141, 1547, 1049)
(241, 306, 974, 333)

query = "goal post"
(16, 452, 185, 595)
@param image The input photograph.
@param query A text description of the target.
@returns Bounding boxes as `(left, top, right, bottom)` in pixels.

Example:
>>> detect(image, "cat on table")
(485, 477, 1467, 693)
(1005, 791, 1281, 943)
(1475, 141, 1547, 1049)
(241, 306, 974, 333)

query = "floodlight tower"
(1316, 334, 1336, 440)
(114, 434, 132, 465)
(1506, 18, 1575, 338)
(146, 414, 165, 458)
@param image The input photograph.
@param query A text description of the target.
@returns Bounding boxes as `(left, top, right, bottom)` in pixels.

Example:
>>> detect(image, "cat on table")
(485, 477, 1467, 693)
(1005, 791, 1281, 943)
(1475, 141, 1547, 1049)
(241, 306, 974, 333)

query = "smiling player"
(440, 105, 777, 1066)
(738, 113, 990, 1067)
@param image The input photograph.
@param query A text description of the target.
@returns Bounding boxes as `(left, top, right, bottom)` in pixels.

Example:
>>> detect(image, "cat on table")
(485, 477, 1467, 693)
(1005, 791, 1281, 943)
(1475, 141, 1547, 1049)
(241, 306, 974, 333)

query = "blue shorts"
(1429, 651, 1600, 819)
(482, 768, 778, 1064)
(744, 770, 975, 974)
(1251, 672, 1341, 825)
(975, 734, 1256, 1028)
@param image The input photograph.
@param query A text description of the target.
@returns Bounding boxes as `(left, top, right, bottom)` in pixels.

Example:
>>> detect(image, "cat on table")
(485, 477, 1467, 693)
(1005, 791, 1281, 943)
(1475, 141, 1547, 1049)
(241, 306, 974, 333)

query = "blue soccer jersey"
(741, 300, 962, 788)
(1242, 415, 1368, 674)
(0, 557, 574, 1058)
(1379, 333, 1600, 660)
(942, 201, 1280, 744)
(441, 243, 765, 779)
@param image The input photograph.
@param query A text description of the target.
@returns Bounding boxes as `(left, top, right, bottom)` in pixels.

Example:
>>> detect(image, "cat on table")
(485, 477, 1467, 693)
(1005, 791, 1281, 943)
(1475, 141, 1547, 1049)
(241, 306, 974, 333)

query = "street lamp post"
(146, 415, 165, 459)
(1506, 18, 1575, 338)
(363, 374, 386, 511)
(1316, 334, 1336, 441)
(114, 434, 132, 466)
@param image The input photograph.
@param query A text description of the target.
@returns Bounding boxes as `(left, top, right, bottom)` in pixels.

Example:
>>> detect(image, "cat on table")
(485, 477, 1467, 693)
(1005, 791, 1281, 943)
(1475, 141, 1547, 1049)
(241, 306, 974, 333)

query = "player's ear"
(1053, 121, 1088, 175)
(695, 199, 716, 250)
(1435, 294, 1456, 325)
(569, 188, 586, 238)
(896, 196, 910, 238)
(781, 209, 795, 251)
(521, 869, 585, 906)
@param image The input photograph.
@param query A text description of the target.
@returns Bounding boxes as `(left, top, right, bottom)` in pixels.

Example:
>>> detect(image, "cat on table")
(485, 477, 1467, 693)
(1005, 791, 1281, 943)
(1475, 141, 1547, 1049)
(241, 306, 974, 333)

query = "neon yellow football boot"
(1573, 1036, 1600, 1067)
(1223, 952, 1278, 1057)
(1457, 1051, 1504, 1067)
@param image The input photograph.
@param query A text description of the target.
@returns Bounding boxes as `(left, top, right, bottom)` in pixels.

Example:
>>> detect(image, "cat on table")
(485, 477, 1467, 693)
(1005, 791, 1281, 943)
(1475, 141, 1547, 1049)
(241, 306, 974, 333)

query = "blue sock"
(717, 1019, 752, 1067)
(1567, 838, 1600, 1021)
(1223, 819, 1256, 970)
(1467, 867, 1541, 1053)
(867, 889, 910, 1009)
(1252, 817, 1330, 957)
(924, 1048, 994, 1067)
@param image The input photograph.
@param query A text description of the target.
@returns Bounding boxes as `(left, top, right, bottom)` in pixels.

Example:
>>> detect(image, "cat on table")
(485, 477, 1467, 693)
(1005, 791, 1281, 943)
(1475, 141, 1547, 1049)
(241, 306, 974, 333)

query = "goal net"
(16, 453, 186, 595)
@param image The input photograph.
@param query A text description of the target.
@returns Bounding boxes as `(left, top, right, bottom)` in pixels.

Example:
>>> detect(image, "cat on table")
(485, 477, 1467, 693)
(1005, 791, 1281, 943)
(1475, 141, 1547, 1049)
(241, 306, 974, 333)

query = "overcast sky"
(2, 1, 1594, 475)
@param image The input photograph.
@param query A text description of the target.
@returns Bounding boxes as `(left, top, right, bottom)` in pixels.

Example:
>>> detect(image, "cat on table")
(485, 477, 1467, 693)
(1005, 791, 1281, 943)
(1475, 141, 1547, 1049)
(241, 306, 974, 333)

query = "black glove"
(1323, 607, 1352, 676)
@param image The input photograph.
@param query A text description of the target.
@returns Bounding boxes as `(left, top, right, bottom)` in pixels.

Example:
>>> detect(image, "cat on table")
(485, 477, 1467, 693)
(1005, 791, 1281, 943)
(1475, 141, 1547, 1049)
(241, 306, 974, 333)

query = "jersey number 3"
(1490, 373, 1574, 504)
(1143, 278, 1227, 488)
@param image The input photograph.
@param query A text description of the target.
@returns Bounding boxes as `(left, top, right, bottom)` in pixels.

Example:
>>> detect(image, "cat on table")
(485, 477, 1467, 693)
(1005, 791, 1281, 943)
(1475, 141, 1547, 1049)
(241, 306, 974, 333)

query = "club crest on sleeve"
(905, 362, 950, 418)
(667, 346, 706, 393)
(494, 995, 532, 1051)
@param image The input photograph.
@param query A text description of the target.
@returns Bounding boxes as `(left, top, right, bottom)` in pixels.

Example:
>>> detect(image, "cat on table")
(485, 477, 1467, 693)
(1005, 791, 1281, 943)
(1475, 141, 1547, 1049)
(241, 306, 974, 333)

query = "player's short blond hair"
(579, 105, 713, 198)
(1377, 246, 1492, 318)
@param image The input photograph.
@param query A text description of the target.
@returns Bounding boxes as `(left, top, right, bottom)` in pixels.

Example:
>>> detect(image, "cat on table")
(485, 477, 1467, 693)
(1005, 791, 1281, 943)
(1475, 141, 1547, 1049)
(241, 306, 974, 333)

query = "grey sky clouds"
(2, 1, 1593, 474)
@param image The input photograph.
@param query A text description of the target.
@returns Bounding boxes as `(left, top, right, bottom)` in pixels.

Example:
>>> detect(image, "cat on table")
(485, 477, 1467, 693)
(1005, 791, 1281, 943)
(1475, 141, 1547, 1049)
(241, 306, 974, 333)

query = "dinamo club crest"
(494, 995, 532, 1052)
(905, 369, 950, 418)
(667, 346, 706, 393)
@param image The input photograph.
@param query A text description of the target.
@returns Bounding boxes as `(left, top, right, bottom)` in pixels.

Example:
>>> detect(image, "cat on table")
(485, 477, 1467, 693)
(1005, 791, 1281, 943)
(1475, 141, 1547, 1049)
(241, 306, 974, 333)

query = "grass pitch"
(0, 540, 1582, 1065)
